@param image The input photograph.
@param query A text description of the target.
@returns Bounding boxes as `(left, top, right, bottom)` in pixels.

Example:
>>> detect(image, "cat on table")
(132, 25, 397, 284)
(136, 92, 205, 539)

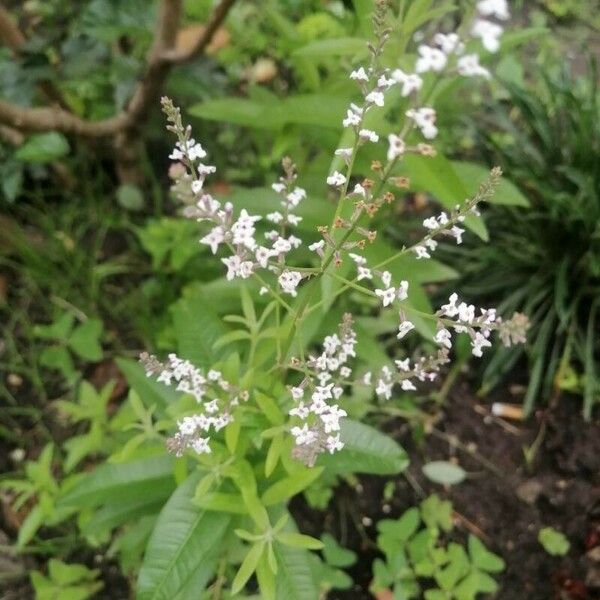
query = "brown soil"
(293, 380, 600, 600)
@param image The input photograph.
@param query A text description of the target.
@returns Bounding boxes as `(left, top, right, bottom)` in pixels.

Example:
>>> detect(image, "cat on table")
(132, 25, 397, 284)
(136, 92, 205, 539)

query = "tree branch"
(0, 0, 238, 138)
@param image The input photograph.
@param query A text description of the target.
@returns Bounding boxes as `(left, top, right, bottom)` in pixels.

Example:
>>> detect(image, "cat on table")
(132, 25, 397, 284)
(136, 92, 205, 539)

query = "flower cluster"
(287, 315, 358, 466)
(436, 294, 529, 357)
(140, 352, 246, 456)
(152, 1, 527, 466)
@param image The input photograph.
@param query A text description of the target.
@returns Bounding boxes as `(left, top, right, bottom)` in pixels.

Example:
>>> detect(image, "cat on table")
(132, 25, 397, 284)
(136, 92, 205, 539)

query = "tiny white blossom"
(415, 45, 447, 73)
(457, 54, 490, 79)
(279, 271, 302, 296)
(387, 134, 406, 161)
(477, 0, 509, 20)
(414, 245, 431, 259)
(397, 280, 409, 301)
(471, 19, 503, 53)
(359, 129, 379, 143)
(357, 266, 372, 281)
(401, 380, 417, 391)
(435, 328, 453, 349)
(326, 434, 344, 454)
(327, 171, 347, 187)
(309, 240, 325, 252)
(350, 67, 369, 81)
(397, 320, 415, 339)
(349, 253, 367, 265)
(375, 287, 396, 307)
(365, 90, 385, 107)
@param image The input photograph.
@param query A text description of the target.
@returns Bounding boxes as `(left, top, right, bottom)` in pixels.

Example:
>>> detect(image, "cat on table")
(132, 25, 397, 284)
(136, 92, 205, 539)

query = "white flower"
(326, 434, 344, 454)
(291, 424, 317, 445)
(342, 105, 362, 128)
(441, 293, 459, 317)
(477, 0, 509, 20)
(350, 67, 369, 81)
(406, 107, 438, 139)
(351, 183, 367, 197)
(222, 255, 241, 280)
(397, 280, 409, 301)
(255, 246, 274, 268)
(397, 320, 415, 339)
(471, 19, 503, 53)
(287, 214, 302, 226)
(272, 182, 286, 193)
(435, 328, 452, 349)
(278, 271, 302, 296)
(434, 32, 464, 55)
(266, 211, 283, 223)
(357, 266, 372, 281)
(309, 240, 325, 252)
(288, 235, 302, 249)
(259, 286, 268, 295)
(327, 171, 347, 187)
(414, 245, 431, 259)
(395, 358, 410, 371)
(349, 253, 367, 265)
(169, 139, 207, 161)
(273, 237, 292, 253)
(376, 378, 393, 400)
(190, 437, 211, 454)
(457, 54, 491, 79)
(197, 164, 216, 176)
(238, 261, 253, 279)
(401, 380, 417, 391)
(191, 180, 204, 194)
(178, 416, 196, 435)
(450, 225, 465, 244)
(335, 147, 353, 161)
(472, 332, 492, 357)
(289, 402, 310, 419)
(359, 129, 379, 143)
(391, 69, 423, 96)
(291, 386, 304, 400)
(387, 134, 406, 161)
(287, 187, 306, 207)
(200, 226, 225, 254)
(365, 90, 385, 107)
(375, 287, 396, 307)
(381, 271, 392, 288)
(415, 45, 447, 73)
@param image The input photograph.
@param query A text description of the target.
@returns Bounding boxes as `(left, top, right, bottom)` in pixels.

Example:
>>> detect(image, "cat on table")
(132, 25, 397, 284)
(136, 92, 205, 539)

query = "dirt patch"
(293, 380, 600, 599)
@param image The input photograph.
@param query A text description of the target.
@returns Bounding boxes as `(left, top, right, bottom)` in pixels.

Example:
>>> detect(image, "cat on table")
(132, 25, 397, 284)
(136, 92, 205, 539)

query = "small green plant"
(538, 526, 570, 557)
(371, 495, 505, 599)
(0, 444, 75, 547)
(451, 63, 600, 417)
(30, 559, 103, 600)
(34, 313, 103, 383)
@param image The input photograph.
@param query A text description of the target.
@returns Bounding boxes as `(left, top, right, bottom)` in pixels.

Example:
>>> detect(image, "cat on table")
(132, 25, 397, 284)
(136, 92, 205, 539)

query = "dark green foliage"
(449, 62, 600, 417)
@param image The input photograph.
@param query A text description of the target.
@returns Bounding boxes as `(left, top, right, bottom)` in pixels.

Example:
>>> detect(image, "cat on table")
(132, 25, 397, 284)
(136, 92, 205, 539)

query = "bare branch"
(0, 6, 25, 51)
(0, 0, 237, 140)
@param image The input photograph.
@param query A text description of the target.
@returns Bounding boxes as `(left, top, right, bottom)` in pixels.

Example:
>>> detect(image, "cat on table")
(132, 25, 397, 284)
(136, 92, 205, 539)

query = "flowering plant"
(59, 1, 527, 597)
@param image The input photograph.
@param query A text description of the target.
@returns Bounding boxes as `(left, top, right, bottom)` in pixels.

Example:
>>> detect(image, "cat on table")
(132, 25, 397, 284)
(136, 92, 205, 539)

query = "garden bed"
(293, 379, 600, 599)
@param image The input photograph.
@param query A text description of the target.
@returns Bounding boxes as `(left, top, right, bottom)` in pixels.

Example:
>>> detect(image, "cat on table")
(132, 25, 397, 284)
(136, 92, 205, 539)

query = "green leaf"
(275, 543, 319, 600)
(137, 471, 231, 600)
(451, 161, 529, 207)
(261, 467, 324, 506)
(318, 420, 409, 475)
(116, 184, 145, 211)
(59, 455, 175, 508)
(195, 492, 247, 514)
(232, 542, 264, 594)
(68, 319, 103, 361)
(17, 504, 44, 546)
(169, 284, 226, 369)
(116, 358, 179, 408)
(422, 461, 467, 486)
(15, 132, 70, 163)
(292, 37, 367, 58)
(277, 533, 324, 550)
(255, 391, 284, 425)
(468, 535, 505, 572)
(403, 153, 488, 240)
(256, 554, 277, 600)
(321, 534, 356, 568)
(82, 495, 165, 536)
(538, 527, 570, 556)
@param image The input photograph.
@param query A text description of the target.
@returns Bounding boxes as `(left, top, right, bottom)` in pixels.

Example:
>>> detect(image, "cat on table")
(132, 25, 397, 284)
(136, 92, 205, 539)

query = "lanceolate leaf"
(169, 283, 227, 369)
(137, 471, 231, 600)
(317, 420, 409, 475)
(59, 455, 175, 508)
(275, 543, 319, 600)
